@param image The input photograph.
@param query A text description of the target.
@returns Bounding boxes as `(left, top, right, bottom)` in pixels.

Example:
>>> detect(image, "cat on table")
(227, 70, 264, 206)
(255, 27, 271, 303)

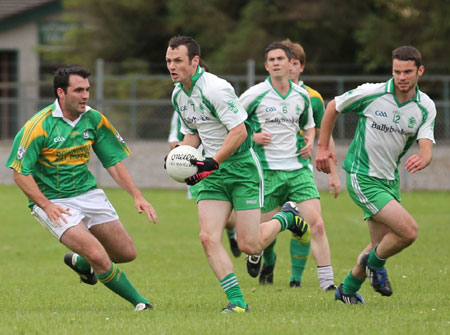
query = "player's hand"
(134, 195, 158, 223)
(299, 135, 313, 159)
(164, 144, 180, 169)
(185, 158, 219, 185)
(41, 202, 71, 227)
(315, 147, 337, 174)
(253, 132, 272, 145)
(328, 173, 341, 198)
(404, 154, 427, 174)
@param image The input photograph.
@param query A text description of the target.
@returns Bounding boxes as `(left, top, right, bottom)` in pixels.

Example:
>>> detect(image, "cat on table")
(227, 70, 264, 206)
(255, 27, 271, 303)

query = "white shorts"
(31, 189, 120, 240)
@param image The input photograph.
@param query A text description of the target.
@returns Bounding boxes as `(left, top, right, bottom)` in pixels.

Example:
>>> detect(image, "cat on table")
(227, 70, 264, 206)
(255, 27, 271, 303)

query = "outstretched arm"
(13, 171, 71, 226)
(404, 138, 433, 173)
(107, 161, 158, 223)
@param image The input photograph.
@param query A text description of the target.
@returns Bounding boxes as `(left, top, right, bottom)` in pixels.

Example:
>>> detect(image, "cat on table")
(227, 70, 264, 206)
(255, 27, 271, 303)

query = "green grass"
(0, 185, 449, 334)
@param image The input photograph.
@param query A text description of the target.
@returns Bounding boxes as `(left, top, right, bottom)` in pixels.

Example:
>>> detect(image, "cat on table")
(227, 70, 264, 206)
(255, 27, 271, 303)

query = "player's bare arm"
(299, 127, 315, 159)
(180, 133, 201, 148)
(213, 122, 247, 164)
(404, 138, 433, 174)
(316, 99, 339, 173)
(106, 162, 158, 223)
(13, 171, 71, 226)
(326, 134, 341, 198)
(253, 132, 272, 145)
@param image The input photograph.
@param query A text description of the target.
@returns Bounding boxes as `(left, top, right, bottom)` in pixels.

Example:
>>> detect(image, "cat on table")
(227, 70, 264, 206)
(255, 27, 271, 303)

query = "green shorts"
(262, 167, 319, 213)
(195, 149, 263, 211)
(346, 173, 401, 220)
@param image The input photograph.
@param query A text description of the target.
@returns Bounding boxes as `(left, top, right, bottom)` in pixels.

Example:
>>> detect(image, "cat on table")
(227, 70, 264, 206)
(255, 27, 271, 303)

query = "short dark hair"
(53, 65, 90, 97)
(392, 46, 422, 68)
(168, 36, 201, 61)
(265, 42, 293, 61)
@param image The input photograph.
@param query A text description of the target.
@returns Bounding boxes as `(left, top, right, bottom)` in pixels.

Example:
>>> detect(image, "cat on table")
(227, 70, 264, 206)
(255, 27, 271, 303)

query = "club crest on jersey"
(408, 117, 417, 129)
(83, 130, 90, 139)
(227, 100, 239, 114)
(17, 146, 26, 160)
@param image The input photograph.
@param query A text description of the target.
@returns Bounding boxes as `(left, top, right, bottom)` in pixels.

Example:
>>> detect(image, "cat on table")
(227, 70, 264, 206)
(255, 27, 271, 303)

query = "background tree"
(42, 0, 449, 75)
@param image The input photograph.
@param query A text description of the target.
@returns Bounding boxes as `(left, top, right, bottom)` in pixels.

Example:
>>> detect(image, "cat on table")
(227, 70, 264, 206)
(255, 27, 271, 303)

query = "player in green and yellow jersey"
(6, 65, 158, 311)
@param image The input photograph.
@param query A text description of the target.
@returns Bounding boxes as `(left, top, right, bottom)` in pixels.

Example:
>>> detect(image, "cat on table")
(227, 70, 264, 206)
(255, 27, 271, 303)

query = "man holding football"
(316, 46, 436, 304)
(166, 35, 310, 313)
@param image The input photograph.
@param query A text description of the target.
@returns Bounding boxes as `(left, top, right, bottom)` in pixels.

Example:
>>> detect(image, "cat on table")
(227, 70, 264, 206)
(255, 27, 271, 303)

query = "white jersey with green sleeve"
(6, 100, 130, 206)
(239, 77, 315, 170)
(335, 78, 436, 180)
(171, 66, 252, 158)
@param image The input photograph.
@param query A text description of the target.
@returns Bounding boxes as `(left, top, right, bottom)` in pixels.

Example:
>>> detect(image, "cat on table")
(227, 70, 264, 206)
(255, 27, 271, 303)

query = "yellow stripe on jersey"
(305, 85, 325, 104)
(19, 107, 53, 149)
(41, 142, 93, 165)
(97, 112, 131, 156)
(9, 107, 54, 173)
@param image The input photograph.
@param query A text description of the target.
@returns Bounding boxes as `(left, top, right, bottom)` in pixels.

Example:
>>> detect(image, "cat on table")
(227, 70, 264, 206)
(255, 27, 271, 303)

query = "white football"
(166, 145, 204, 183)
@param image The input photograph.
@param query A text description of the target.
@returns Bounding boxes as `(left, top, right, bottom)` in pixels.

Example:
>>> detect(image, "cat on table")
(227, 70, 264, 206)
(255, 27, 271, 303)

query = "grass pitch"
(0, 185, 448, 334)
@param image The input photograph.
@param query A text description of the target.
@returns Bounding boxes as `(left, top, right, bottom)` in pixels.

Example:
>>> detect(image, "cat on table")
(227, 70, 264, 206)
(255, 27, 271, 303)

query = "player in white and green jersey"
(316, 46, 436, 304)
(239, 42, 314, 287)
(166, 36, 307, 313)
(6, 65, 158, 311)
(167, 110, 241, 257)
(278, 39, 339, 291)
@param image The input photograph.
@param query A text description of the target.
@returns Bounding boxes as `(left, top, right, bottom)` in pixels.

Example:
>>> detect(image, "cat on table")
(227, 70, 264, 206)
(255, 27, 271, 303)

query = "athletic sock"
(220, 273, 246, 308)
(342, 270, 364, 295)
(226, 228, 236, 240)
(272, 212, 294, 231)
(96, 262, 149, 307)
(289, 237, 310, 283)
(317, 265, 335, 290)
(368, 247, 386, 270)
(75, 254, 91, 273)
(263, 239, 277, 266)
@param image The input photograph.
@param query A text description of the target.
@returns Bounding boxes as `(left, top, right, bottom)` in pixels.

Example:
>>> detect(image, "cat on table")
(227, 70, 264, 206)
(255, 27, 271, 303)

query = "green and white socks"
(220, 273, 246, 309)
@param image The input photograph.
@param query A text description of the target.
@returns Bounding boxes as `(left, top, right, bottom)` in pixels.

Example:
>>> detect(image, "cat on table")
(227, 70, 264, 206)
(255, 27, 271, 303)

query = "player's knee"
(402, 220, 418, 246)
(310, 218, 326, 237)
(237, 239, 260, 255)
(199, 231, 217, 251)
(85, 249, 111, 273)
(121, 244, 137, 262)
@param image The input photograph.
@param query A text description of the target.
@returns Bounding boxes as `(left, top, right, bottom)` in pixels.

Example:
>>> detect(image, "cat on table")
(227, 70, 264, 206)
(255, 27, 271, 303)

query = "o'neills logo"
(171, 153, 196, 161)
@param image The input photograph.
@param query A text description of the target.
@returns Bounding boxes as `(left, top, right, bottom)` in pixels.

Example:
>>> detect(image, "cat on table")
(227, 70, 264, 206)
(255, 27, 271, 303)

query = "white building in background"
(0, 0, 64, 137)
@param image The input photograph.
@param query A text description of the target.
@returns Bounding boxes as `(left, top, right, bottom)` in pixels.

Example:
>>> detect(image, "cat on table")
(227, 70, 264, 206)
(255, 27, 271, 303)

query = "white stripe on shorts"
(350, 173, 379, 214)
(249, 147, 264, 208)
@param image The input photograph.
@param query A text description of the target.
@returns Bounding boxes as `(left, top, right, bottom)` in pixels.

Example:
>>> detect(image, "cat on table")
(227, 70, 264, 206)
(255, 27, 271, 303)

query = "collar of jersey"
(385, 77, 420, 106)
(266, 76, 293, 100)
(52, 99, 91, 127)
(180, 66, 204, 96)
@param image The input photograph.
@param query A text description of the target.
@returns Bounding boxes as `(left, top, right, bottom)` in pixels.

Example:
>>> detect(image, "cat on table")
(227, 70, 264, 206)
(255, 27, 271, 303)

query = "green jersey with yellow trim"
(336, 78, 436, 180)
(6, 100, 130, 204)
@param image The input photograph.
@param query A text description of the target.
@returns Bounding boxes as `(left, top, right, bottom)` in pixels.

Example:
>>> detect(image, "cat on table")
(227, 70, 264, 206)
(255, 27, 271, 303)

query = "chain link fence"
(1, 60, 449, 142)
